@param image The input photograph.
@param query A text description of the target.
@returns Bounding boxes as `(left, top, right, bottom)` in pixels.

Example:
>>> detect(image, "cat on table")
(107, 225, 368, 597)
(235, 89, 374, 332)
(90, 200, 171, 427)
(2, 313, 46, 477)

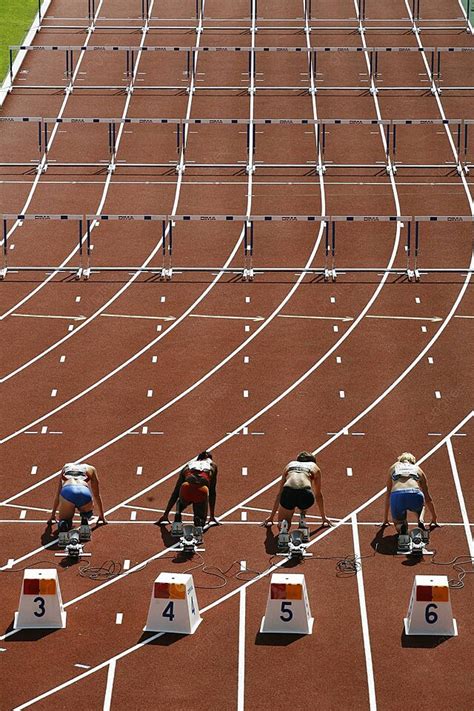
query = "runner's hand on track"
(321, 517, 333, 527)
(262, 516, 274, 527)
(156, 515, 170, 526)
(381, 519, 391, 528)
(207, 516, 220, 526)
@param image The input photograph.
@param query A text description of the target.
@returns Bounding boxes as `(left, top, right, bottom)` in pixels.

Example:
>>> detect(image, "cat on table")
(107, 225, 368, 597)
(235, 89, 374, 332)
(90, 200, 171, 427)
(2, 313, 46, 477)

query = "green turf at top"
(0, 0, 38, 83)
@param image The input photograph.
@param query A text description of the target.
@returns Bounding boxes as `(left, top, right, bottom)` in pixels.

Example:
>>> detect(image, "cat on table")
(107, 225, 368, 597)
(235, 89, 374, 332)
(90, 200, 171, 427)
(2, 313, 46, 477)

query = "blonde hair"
(397, 452, 416, 464)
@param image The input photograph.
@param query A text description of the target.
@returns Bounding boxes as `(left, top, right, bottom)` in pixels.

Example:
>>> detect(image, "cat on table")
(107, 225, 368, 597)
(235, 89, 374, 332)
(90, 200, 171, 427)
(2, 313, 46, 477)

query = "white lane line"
(103, 660, 116, 711)
(366, 315, 442, 322)
(189, 314, 266, 322)
(237, 560, 247, 711)
(455, 315, 474, 319)
(279, 314, 353, 322)
(10, 314, 86, 321)
(74, 664, 90, 670)
(101, 314, 175, 322)
(446, 438, 474, 559)
(351, 512, 377, 711)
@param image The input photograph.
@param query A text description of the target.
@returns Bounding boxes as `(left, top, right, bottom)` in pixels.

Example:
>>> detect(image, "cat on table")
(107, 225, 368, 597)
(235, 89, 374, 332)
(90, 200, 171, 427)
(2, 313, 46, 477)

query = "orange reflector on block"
(39, 579, 56, 595)
(286, 584, 302, 600)
(169, 583, 186, 600)
(432, 585, 449, 602)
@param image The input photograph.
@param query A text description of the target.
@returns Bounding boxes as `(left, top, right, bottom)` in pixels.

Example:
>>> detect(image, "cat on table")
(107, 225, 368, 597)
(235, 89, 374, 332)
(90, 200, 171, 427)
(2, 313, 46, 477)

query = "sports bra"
(391, 462, 421, 482)
(186, 458, 212, 485)
(61, 463, 91, 484)
(286, 461, 316, 475)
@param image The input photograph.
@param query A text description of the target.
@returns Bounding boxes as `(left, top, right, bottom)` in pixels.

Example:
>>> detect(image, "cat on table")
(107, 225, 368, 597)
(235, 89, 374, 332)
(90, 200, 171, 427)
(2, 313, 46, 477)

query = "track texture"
(0, 0, 473, 709)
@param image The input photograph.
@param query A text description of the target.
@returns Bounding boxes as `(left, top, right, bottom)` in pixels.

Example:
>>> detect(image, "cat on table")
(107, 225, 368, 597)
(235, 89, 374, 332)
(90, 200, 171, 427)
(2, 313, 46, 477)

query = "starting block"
(404, 575, 457, 637)
(144, 572, 202, 634)
(56, 526, 92, 559)
(260, 573, 313, 634)
(397, 526, 432, 556)
(172, 523, 204, 554)
(14, 569, 66, 630)
(277, 517, 312, 560)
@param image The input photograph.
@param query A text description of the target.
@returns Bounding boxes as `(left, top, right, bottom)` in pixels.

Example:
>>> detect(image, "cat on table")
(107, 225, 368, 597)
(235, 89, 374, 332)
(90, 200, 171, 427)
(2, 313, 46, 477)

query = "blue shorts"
(390, 489, 424, 521)
(61, 484, 92, 508)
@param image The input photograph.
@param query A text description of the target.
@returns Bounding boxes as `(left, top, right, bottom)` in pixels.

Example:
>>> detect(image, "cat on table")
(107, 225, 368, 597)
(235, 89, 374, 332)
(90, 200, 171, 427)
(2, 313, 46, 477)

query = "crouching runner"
(157, 451, 218, 541)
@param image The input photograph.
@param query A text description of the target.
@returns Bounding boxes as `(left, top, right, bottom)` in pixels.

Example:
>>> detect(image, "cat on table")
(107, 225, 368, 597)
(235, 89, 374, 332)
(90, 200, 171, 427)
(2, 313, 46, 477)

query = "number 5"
(280, 602, 293, 622)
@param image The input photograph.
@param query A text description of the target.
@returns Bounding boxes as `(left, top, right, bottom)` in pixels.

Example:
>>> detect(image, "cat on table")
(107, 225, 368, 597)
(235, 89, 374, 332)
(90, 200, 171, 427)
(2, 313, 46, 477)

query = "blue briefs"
(61, 484, 92, 508)
(390, 488, 424, 521)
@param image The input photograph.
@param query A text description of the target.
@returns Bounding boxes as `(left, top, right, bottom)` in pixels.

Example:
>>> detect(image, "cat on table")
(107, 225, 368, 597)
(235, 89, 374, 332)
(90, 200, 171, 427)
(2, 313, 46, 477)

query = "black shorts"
(280, 486, 314, 511)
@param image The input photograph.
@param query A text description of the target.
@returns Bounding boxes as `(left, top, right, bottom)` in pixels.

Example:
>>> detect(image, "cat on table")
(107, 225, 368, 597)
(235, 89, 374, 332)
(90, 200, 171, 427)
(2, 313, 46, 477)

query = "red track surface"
(0, 0, 473, 709)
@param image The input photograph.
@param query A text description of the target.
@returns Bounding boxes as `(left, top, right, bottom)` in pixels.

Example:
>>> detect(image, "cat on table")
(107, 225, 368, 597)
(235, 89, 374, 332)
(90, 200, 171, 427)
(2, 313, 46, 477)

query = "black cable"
(430, 551, 474, 589)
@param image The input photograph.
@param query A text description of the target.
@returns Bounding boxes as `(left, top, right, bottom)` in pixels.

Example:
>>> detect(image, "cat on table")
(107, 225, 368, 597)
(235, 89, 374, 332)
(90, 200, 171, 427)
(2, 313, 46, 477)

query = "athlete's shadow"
(40, 522, 57, 547)
(156, 523, 175, 549)
(371, 527, 398, 556)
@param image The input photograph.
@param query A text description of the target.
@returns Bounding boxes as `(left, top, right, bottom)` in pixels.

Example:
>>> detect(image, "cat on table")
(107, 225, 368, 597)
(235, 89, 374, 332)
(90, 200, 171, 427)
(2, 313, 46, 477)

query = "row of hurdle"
(1, 213, 472, 282)
(7, 44, 474, 95)
(1, 116, 472, 176)
(33, 0, 473, 33)
(13, 568, 458, 638)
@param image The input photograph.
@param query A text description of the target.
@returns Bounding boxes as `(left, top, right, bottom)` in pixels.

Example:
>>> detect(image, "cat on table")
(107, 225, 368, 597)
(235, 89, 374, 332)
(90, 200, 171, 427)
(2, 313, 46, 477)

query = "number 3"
(280, 602, 293, 622)
(33, 596, 46, 618)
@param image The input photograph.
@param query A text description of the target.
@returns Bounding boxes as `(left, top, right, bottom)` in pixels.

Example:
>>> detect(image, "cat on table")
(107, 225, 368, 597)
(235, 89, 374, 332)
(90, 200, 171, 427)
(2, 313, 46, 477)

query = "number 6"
(425, 603, 438, 624)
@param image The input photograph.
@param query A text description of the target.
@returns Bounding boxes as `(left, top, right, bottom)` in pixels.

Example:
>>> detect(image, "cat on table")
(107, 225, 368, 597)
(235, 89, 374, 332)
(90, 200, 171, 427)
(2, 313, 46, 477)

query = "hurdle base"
(143, 616, 202, 635)
(13, 610, 67, 630)
(260, 615, 314, 635)
(404, 617, 457, 637)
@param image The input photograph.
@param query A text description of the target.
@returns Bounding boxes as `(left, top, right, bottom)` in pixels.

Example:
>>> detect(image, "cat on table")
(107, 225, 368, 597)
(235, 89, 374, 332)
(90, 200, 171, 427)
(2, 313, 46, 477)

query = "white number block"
(14, 569, 66, 630)
(404, 575, 457, 636)
(144, 572, 202, 634)
(260, 573, 313, 634)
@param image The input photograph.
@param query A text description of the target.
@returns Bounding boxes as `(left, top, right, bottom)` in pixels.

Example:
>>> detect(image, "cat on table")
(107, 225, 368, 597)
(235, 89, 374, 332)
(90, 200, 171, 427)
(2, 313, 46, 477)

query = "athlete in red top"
(157, 451, 218, 530)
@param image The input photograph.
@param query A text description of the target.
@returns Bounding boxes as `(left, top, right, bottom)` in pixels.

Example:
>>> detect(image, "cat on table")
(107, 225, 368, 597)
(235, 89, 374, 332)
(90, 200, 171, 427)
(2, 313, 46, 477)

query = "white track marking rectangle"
(115, 613, 123, 625)
(237, 560, 247, 711)
(30, 466, 37, 475)
(68, 325, 74, 332)
(446, 439, 474, 559)
(428, 357, 434, 364)
(20, 510, 26, 519)
(74, 664, 90, 669)
(245, 325, 250, 332)
(242, 467, 248, 476)
(336, 356, 342, 364)
(123, 560, 131, 571)
(142, 426, 148, 434)
(244, 356, 250, 364)
(333, 325, 339, 333)
(41, 426, 48, 434)
(160, 297, 166, 303)
(156, 325, 162, 332)
(415, 297, 421, 304)
(347, 468, 353, 477)
(136, 467, 143, 476)
(435, 391, 441, 399)
(130, 511, 137, 521)
(351, 513, 377, 711)
(245, 297, 251, 303)
(59, 355, 66, 363)
(103, 659, 116, 711)
(339, 390, 345, 399)
(147, 390, 153, 398)
(152, 356, 158, 363)
(241, 511, 248, 521)
(243, 390, 249, 398)
(243, 426, 248, 435)
(421, 326, 427, 333)
(330, 297, 336, 303)
(50, 389, 57, 397)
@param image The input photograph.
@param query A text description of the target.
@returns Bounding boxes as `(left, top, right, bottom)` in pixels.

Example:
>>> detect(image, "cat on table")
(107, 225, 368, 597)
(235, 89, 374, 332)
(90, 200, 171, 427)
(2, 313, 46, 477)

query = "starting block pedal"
(14, 569, 66, 630)
(404, 575, 457, 636)
(276, 520, 290, 554)
(144, 572, 202, 634)
(171, 521, 184, 538)
(55, 529, 91, 559)
(174, 524, 205, 554)
(298, 514, 310, 543)
(260, 573, 313, 634)
(397, 526, 432, 556)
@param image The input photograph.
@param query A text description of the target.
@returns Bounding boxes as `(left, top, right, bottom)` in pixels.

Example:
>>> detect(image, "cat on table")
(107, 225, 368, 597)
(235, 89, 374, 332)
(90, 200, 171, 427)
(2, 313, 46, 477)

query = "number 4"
(162, 601, 175, 621)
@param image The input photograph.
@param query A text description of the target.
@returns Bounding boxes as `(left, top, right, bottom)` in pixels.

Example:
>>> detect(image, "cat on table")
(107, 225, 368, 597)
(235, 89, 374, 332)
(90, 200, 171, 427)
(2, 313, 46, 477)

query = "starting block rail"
(1, 214, 471, 282)
(7, 45, 474, 95)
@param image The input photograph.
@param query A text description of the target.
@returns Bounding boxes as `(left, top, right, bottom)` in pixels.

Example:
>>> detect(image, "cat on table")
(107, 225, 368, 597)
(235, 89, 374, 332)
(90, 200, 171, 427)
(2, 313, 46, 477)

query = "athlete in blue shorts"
(382, 452, 438, 533)
(49, 463, 107, 544)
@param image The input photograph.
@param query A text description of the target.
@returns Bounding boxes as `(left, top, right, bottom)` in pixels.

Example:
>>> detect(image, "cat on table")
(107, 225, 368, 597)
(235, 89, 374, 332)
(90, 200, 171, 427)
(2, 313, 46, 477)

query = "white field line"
(237, 561, 247, 711)
(351, 513, 377, 711)
(0, 0, 105, 316)
(457, 0, 474, 34)
(11, 417, 470, 710)
(102, 660, 116, 711)
(446, 438, 474, 560)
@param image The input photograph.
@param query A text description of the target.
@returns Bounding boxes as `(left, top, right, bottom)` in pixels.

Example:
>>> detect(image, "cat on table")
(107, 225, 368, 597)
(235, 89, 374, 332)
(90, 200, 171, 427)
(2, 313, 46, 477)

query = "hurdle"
(406, 216, 474, 282)
(9, 45, 474, 95)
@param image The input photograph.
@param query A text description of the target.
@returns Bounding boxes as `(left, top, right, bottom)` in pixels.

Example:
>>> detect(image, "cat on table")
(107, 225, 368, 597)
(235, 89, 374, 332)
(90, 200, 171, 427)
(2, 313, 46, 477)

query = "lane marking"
(115, 613, 123, 625)
(351, 512, 377, 711)
(123, 560, 131, 571)
(243, 356, 250, 364)
(428, 356, 434, 364)
(59, 355, 66, 363)
(103, 660, 116, 711)
(279, 314, 353, 322)
(136, 467, 143, 476)
(147, 390, 153, 398)
(130, 511, 137, 521)
(74, 664, 90, 670)
(10, 314, 86, 321)
(366, 315, 442, 322)
(19, 510, 26, 519)
(241, 467, 248, 476)
(435, 391, 442, 399)
(189, 314, 264, 322)
(339, 390, 345, 399)
(241, 511, 248, 521)
(446, 438, 474, 560)
(101, 314, 175, 322)
(336, 356, 342, 364)
(237, 560, 247, 711)
(347, 468, 353, 476)
(243, 390, 249, 398)
(30, 466, 37, 475)
(51, 389, 57, 398)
